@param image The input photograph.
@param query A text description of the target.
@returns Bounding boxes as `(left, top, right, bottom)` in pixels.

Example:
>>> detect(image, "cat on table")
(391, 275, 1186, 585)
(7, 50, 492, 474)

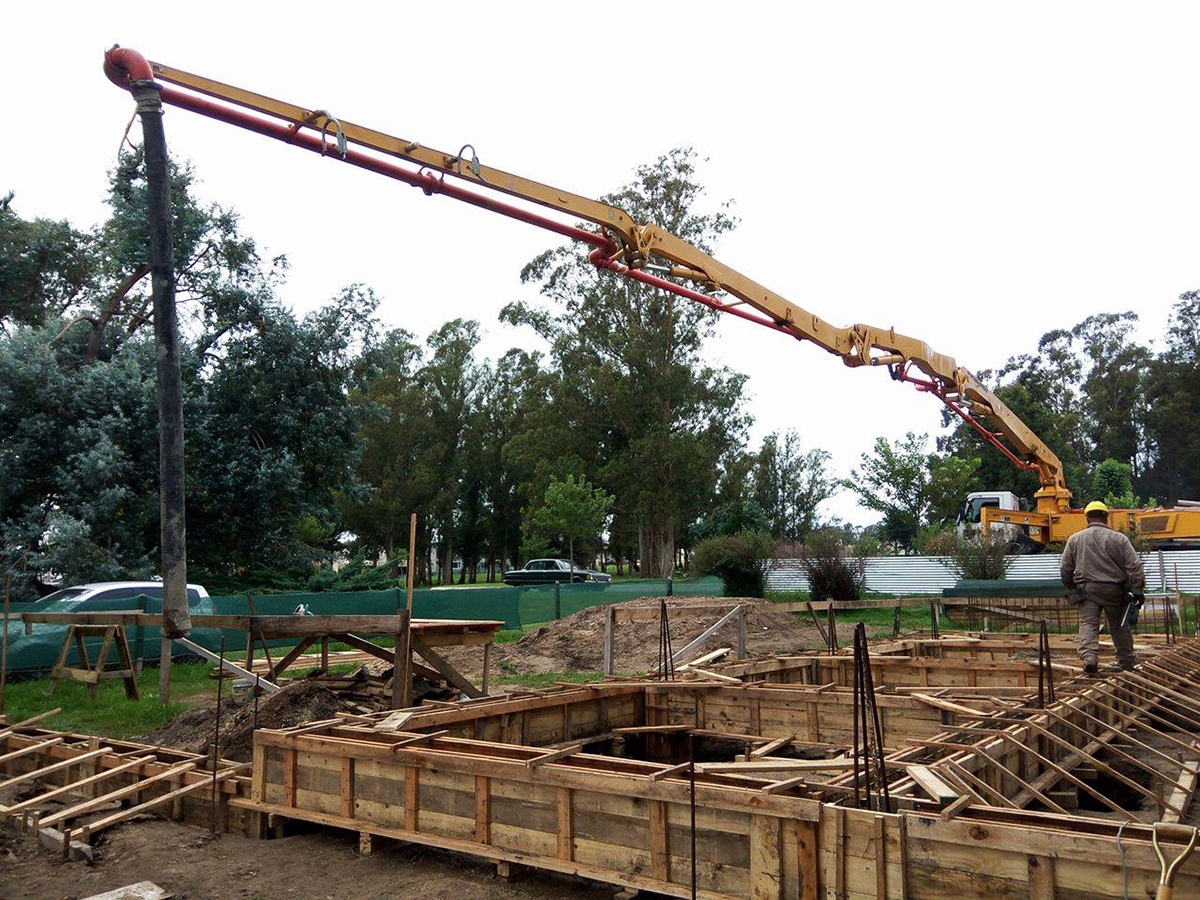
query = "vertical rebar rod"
(856, 622, 891, 813)
(851, 631, 862, 808)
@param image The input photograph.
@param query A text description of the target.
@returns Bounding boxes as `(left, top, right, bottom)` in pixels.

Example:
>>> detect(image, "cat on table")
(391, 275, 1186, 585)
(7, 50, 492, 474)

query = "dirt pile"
(487, 596, 823, 675)
(143, 680, 349, 761)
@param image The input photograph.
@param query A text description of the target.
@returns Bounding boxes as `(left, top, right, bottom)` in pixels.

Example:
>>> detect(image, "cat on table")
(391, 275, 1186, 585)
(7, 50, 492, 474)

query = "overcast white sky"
(5, 3, 1199, 526)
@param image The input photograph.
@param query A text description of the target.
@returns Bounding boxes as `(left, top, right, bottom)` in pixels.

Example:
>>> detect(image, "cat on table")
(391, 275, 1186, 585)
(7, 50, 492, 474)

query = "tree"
(691, 500, 770, 543)
(844, 433, 931, 552)
(506, 148, 747, 577)
(1143, 291, 1200, 503)
(927, 455, 981, 524)
(752, 430, 834, 540)
(1090, 458, 1135, 507)
(527, 474, 614, 568)
(691, 531, 774, 597)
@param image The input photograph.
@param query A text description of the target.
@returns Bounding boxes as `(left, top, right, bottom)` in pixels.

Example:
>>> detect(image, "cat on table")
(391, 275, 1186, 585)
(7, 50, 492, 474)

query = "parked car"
(502, 559, 612, 586)
(24, 581, 210, 610)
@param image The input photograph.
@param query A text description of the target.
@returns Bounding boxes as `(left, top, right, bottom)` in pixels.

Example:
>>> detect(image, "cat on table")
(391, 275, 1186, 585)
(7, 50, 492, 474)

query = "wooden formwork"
(239, 637, 1200, 899)
(0, 721, 254, 851)
(6, 634, 1200, 897)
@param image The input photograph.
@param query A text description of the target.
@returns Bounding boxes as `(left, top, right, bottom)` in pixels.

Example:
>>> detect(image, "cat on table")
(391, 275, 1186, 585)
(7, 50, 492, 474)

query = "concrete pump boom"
(113, 46, 1200, 550)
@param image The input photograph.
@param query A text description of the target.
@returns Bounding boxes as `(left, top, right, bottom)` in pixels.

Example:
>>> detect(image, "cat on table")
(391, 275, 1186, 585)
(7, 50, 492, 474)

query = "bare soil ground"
(447, 595, 825, 676)
(0, 818, 613, 900)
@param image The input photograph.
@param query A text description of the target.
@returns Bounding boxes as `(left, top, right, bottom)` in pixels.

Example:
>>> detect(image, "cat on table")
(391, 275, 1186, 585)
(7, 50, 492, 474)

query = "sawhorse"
(50, 625, 140, 701)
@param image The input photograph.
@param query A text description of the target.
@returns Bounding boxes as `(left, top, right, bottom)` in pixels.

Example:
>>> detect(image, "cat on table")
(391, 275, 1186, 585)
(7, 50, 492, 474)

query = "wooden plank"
(1163, 759, 1200, 824)
(266, 635, 317, 680)
(651, 761, 692, 782)
(0, 707, 63, 740)
(173, 637, 280, 691)
(750, 814, 782, 900)
(405, 765, 419, 831)
(340, 757, 355, 818)
(80, 763, 248, 839)
(375, 711, 415, 732)
(527, 742, 588, 769)
(650, 800, 669, 881)
(1028, 854, 1055, 900)
(0, 737, 63, 767)
(37, 761, 198, 829)
(556, 786, 573, 861)
(411, 637, 483, 699)
(676, 647, 732, 672)
(909, 693, 991, 716)
(873, 815, 887, 900)
(0, 746, 111, 791)
(905, 765, 959, 803)
(671, 605, 745, 666)
(749, 735, 795, 760)
(475, 775, 491, 844)
(1, 755, 155, 815)
(696, 758, 850, 775)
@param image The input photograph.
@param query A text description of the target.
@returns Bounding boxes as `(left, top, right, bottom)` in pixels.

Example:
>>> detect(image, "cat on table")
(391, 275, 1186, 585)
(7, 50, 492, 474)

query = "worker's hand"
(1133, 593, 1146, 607)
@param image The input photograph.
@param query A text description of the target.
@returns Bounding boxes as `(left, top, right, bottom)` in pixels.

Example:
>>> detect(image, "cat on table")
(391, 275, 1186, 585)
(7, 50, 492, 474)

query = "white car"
(26, 581, 210, 610)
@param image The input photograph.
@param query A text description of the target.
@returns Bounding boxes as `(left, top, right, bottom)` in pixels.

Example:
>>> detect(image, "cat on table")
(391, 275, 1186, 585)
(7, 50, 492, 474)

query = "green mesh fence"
(5, 576, 723, 673)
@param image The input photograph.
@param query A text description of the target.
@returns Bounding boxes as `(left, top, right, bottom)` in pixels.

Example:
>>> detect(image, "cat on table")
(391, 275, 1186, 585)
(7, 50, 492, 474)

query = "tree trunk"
(638, 520, 675, 578)
(441, 532, 453, 585)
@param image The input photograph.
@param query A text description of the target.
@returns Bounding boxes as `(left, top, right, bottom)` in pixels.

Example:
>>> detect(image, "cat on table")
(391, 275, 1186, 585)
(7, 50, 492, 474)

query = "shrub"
(926, 531, 1011, 580)
(691, 531, 774, 597)
(798, 530, 866, 604)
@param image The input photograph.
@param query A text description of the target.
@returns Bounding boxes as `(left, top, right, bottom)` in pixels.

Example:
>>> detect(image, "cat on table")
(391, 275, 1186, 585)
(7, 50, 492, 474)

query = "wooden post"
(393, 610, 412, 709)
(1, 575, 9, 713)
(481, 641, 491, 696)
(133, 593, 146, 676)
(158, 633, 172, 703)
(603, 605, 616, 676)
(407, 512, 417, 611)
(737, 604, 747, 659)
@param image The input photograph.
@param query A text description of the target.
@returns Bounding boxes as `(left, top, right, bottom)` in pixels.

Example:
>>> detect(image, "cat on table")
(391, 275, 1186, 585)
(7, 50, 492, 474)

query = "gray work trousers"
(1076, 583, 1136, 668)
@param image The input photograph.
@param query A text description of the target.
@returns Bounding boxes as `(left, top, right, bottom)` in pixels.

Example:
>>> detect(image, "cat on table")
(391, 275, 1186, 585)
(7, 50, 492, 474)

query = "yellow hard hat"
(1084, 501, 1110, 514)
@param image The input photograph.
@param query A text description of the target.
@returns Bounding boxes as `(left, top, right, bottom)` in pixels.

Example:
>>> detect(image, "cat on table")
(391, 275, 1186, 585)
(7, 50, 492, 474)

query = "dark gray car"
(502, 559, 612, 586)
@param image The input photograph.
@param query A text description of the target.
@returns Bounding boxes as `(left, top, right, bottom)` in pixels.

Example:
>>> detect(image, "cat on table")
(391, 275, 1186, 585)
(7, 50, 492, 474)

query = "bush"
(925, 531, 1011, 580)
(691, 531, 774, 597)
(797, 530, 865, 604)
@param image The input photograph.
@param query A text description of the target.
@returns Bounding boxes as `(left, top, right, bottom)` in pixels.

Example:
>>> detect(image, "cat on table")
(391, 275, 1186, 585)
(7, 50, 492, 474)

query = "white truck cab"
(957, 491, 1029, 540)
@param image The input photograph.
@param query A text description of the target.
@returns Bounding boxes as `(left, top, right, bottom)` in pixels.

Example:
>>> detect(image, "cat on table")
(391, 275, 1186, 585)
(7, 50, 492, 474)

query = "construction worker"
(1060, 501, 1144, 673)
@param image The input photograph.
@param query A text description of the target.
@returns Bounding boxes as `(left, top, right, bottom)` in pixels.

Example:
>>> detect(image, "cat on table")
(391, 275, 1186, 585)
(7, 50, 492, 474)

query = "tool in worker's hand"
(1120, 592, 1146, 628)
(1153, 822, 1198, 900)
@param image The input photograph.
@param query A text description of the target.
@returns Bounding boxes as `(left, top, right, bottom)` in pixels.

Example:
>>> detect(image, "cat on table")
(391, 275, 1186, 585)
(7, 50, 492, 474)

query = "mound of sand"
(485, 596, 823, 675)
(144, 680, 349, 761)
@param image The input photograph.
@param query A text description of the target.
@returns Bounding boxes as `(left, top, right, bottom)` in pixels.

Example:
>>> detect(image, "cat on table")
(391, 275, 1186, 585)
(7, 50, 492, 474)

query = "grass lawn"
(1, 662, 216, 741)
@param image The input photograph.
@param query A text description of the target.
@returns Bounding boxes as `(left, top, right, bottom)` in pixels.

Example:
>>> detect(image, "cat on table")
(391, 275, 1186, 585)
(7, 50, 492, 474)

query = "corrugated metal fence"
(767, 549, 1200, 594)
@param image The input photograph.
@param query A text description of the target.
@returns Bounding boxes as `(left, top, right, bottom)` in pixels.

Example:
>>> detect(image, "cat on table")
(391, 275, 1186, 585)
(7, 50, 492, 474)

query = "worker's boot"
(1084, 660, 1099, 675)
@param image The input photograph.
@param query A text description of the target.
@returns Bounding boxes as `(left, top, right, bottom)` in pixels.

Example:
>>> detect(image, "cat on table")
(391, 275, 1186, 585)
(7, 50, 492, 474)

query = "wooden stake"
(407, 512, 417, 610)
(158, 633, 172, 703)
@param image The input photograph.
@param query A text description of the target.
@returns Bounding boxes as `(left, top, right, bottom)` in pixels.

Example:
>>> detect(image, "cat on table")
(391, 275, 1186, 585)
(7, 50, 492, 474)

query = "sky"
(5, 2, 1199, 526)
